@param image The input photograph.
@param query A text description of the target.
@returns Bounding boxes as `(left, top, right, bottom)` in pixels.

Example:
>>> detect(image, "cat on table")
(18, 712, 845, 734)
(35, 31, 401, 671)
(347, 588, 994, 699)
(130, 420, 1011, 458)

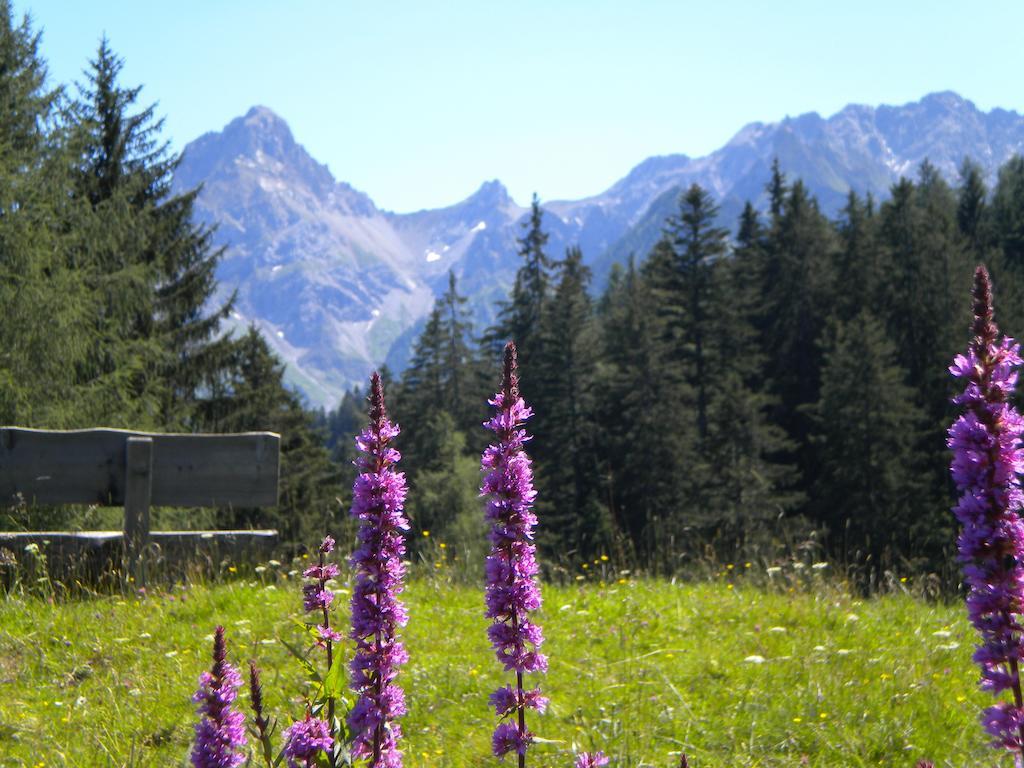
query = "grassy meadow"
(0, 564, 995, 768)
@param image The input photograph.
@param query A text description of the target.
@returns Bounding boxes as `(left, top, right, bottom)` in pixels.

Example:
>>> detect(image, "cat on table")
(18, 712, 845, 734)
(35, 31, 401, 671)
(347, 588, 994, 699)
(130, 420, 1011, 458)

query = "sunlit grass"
(0, 569, 994, 767)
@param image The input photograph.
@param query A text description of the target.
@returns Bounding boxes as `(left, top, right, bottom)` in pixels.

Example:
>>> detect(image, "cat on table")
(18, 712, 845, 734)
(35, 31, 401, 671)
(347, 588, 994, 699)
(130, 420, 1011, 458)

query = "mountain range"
(172, 91, 1024, 408)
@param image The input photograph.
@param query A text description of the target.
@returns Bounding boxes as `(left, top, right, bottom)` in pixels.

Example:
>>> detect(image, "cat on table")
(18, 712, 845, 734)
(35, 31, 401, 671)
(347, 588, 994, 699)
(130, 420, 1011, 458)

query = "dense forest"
(5, 2, 1024, 581)
(323, 158, 1024, 582)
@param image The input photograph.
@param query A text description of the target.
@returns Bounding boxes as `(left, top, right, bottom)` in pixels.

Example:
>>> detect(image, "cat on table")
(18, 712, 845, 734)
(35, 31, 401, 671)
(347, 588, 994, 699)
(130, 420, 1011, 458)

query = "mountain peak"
(222, 105, 300, 160)
(469, 178, 511, 206)
(244, 104, 286, 121)
(919, 90, 971, 110)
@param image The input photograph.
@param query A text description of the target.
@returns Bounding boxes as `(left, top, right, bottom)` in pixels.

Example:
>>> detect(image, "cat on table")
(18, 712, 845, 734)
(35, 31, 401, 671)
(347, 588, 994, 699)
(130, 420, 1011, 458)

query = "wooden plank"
(124, 437, 153, 585)
(0, 428, 280, 508)
(123, 436, 153, 551)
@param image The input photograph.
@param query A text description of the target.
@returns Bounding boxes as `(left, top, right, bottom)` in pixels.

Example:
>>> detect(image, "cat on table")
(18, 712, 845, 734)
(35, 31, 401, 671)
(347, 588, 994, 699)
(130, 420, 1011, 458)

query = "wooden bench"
(0, 427, 281, 584)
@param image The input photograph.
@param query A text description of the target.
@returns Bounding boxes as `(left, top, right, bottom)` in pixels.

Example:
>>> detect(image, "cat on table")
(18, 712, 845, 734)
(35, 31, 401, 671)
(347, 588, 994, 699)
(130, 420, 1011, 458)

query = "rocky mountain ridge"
(174, 92, 1024, 407)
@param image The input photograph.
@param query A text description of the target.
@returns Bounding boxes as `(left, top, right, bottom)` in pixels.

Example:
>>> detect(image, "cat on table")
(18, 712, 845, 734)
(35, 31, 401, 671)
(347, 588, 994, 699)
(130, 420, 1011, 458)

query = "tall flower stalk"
(248, 661, 275, 768)
(949, 265, 1024, 759)
(302, 535, 341, 732)
(191, 626, 246, 768)
(483, 342, 548, 765)
(348, 372, 410, 767)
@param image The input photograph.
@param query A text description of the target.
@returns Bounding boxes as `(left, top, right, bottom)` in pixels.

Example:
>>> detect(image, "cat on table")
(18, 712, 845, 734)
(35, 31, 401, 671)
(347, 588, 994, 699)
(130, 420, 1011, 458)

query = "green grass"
(0, 570, 999, 768)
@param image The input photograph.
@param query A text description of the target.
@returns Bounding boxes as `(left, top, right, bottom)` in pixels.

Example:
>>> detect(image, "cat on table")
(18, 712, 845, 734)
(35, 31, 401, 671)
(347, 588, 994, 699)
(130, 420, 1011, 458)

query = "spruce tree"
(437, 270, 485, 435)
(760, 180, 837, 463)
(984, 157, 1024, 333)
(808, 311, 930, 570)
(202, 327, 341, 545)
(833, 190, 880, 322)
(533, 246, 610, 558)
(594, 256, 689, 563)
(654, 184, 728, 441)
(0, 1, 93, 429)
(957, 158, 990, 257)
(403, 410, 483, 556)
(70, 38, 234, 430)
(878, 169, 971, 417)
(766, 157, 787, 224)
(992, 155, 1024, 271)
(485, 193, 552, 379)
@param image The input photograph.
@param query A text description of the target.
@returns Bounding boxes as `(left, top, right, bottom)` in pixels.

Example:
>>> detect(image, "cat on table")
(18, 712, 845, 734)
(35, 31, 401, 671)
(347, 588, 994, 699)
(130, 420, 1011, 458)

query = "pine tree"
(807, 311, 930, 570)
(760, 180, 837, 451)
(485, 193, 552, 379)
(594, 256, 690, 563)
(654, 184, 729, 441)
(878, 169, 971, 417)
(833, 190, 880, 322)
(984, 157, 1024, 333)
(70, 38, 234, 430)
(201, 327, 341, 545)
(957, 158, 990, 257)
(403, 410, 483, 556)
(992, 155, 1024, 271)
(437, 270, 486, 435)
(0, 1, 93, 429)
(766, 157, 787, 223)
(640, 185, 800, 554)
(533, 246, 610, 558)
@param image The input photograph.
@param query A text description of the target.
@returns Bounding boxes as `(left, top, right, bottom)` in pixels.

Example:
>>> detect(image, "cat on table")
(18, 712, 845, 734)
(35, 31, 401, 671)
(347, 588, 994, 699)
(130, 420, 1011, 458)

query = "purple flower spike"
(575, 753, 610, 768)
(283, 712, 333, 768)
(949, 265, 1024, 756)
(301, 533, 340, 744)
(483, 342, 545, 764)
(348, 372, 409, 768)
(191, 626, 246, 768)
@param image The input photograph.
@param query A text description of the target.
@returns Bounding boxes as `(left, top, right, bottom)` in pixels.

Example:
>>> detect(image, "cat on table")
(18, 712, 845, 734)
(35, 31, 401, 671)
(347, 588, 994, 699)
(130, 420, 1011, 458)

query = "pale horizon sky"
(18, 1, 1024, 212)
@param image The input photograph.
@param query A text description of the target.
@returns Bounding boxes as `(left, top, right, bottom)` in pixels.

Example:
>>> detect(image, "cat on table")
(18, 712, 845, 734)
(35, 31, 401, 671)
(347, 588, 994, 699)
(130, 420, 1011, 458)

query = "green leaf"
(322, 657, 346, 699)
(278, 635, 321, 683)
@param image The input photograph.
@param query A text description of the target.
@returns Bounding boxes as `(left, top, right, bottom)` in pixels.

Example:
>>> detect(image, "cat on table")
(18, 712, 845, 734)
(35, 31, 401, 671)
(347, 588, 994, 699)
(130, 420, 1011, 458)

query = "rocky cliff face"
(175, 93, 1024, 407)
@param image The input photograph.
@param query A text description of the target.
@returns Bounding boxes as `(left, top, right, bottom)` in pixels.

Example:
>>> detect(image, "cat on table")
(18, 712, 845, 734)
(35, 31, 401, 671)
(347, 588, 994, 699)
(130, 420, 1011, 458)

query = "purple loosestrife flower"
(483, 342, 546, 765)
(348, 372, 409, 768)
(575, 753, 609, 768)
(249, 661, 276, 768)
(301, 533, 340, 749)
(191, 626, 246, 768)
(283, 712, 333, 768)
(949, 265, 1024, 757)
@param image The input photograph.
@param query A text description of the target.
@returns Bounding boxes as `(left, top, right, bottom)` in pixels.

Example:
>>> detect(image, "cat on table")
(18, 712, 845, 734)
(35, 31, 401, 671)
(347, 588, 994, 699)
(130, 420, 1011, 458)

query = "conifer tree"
(594, 257, 689, 562)
(641, 185, 800, 552)
(992, 156, 1024, 271)
(70, 38, 234, 430)
(533, 246, 610, 558)
(396, 307, 448, 472)
(760, 180, 837, 454)
(808, 310, 930, 569)
(957, 158, 990, 257)
(878, 169, 971, 418)
(833, 190, 880, 322)
(202, 327, 340, 545)
(403, 410, 483, 553)
(651, 184, 728, 442)
(983, 157, 1024, 332)
(485, 193, 552, 379)
(437, 270, 485, 435)
(0, 0, 93, 429)
(766, 158, 787, 223)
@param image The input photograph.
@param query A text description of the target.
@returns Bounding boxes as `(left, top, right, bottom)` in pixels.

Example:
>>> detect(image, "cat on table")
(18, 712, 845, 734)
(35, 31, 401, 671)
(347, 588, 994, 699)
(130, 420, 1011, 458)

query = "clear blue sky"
(19, 1, 1024, 212)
